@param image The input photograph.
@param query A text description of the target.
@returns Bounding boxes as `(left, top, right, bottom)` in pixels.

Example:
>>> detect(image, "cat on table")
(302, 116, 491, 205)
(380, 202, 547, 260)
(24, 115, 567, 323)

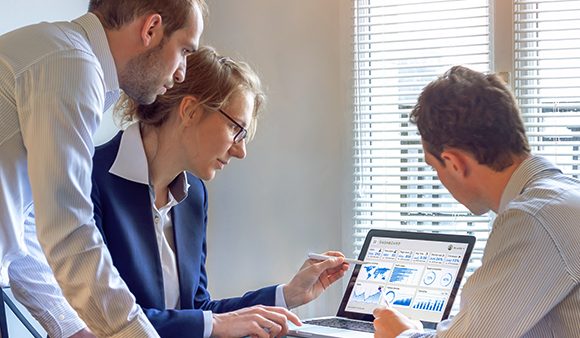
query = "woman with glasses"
(87, 46, 348, 338)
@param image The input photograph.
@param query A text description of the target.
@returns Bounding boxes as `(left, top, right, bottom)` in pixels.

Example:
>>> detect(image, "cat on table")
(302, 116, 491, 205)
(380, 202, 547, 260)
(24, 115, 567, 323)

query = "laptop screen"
(337, 229, 475, 327)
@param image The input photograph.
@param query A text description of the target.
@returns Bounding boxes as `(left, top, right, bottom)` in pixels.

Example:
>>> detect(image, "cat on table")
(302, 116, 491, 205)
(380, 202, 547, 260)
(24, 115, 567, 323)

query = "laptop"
(288, 229, 475, 338)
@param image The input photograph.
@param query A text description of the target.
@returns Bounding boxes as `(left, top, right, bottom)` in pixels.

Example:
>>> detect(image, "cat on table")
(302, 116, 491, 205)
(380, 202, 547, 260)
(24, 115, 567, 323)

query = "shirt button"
(59, 314, 65, 320)
(154, 215, 160, 224)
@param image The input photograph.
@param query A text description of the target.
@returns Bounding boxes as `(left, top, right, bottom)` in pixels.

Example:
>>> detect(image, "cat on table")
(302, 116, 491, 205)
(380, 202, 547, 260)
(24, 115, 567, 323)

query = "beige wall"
(202, 0, 354, 318)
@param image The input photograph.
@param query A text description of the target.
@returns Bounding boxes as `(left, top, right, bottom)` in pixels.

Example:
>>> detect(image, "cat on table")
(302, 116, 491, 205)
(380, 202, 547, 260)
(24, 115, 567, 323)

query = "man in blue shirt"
(0, 1, 205, 337)
(373, 66, 580, 338)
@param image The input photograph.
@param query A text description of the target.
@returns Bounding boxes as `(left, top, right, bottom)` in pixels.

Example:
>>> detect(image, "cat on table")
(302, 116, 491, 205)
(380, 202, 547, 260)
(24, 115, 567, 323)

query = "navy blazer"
(91, 131, 277, 338)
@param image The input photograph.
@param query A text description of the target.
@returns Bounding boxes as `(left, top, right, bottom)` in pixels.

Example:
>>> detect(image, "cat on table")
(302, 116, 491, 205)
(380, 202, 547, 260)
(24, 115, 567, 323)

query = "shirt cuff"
(107, 313, 159, 338)
(203, 310, 213, 338)
(36, 307, 87, 338)
(275, 284, 288, 308)
(397, 329, 430, 338)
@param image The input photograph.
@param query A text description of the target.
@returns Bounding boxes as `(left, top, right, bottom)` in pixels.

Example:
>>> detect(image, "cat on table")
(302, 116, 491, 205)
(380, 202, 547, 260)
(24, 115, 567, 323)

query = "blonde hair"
(116, 46, 265, 139)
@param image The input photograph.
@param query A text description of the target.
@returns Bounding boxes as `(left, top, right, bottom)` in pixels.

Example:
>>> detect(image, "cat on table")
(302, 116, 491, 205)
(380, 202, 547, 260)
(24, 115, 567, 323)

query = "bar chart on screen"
(412, 297, 446, 312)
(389, 264, 423, 285)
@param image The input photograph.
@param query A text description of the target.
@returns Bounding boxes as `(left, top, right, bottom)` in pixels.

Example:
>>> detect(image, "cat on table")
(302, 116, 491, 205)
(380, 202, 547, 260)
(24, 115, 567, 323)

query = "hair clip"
(218, 56, 232, 64)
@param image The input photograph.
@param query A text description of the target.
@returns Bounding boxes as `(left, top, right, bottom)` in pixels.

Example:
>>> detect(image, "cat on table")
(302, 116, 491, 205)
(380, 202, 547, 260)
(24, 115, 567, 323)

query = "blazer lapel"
(172, 202, 204, 309)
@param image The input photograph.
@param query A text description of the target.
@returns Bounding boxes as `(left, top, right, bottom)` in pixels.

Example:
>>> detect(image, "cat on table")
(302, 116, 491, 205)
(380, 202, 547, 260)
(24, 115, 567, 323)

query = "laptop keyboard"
(304, 318, 375, 333)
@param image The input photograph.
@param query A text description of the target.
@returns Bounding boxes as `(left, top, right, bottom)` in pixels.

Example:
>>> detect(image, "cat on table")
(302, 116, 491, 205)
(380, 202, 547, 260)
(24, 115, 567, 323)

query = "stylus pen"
(308, 253, 378, 265)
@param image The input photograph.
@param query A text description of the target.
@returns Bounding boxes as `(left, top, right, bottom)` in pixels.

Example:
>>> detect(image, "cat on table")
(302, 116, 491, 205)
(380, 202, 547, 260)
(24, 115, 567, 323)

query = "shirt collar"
(73, 13, 119, 94)
(109, 123, 149, 184)
(109, 123, 189, 202)
(498, 155, 562, 213)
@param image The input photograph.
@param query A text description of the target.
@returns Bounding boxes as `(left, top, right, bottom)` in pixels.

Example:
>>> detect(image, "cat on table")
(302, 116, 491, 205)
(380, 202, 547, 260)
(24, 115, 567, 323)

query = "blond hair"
(116, 46, 265, 139)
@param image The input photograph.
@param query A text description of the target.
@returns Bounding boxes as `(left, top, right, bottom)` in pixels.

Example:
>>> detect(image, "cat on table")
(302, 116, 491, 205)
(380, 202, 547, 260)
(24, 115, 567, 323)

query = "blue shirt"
(0, 13, 158, 338)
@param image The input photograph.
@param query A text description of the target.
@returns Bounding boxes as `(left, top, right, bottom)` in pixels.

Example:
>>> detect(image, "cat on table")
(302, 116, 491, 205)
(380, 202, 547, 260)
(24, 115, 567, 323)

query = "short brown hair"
(410, 65, 530, 171)
(117, 46, 265, 139)
(89, 0, 208, 38)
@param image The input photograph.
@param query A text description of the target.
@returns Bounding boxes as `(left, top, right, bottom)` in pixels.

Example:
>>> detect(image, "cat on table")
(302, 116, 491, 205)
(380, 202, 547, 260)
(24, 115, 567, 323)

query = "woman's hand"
(283, 251, 349, 308)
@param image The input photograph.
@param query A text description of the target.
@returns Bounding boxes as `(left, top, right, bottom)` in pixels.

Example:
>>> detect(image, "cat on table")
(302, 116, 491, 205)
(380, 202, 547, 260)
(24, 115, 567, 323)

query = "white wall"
(0, 0, 88, 34)
(202, 0, 354, 318)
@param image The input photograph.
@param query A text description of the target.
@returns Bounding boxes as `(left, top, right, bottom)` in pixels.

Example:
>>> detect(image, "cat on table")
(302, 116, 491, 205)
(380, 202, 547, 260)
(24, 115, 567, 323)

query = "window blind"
(352, 0, 580, 316)
(352, 0, 491, 277)
(514, 0, 580, 175)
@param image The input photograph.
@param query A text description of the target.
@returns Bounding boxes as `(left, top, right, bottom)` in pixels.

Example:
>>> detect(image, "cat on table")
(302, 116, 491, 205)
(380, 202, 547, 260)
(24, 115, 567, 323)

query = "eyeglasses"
(217, 108, 248, 144)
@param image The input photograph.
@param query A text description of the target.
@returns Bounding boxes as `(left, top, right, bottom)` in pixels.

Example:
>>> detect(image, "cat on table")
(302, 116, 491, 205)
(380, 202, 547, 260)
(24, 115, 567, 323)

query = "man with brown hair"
(0, 1, 205, 337)
(373, 66, 580, 337)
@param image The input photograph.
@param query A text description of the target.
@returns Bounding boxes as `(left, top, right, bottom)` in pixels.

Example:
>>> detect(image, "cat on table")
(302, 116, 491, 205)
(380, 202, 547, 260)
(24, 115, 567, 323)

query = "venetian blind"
(352, 0, 491, 278)
(515, 0, 580, 174)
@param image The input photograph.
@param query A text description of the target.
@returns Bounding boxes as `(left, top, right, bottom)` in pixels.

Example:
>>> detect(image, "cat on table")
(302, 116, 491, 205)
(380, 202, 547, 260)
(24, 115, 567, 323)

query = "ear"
(140, 13, 164, 47)
(440, 149, 470, 178)
(179, 96, 202, 127)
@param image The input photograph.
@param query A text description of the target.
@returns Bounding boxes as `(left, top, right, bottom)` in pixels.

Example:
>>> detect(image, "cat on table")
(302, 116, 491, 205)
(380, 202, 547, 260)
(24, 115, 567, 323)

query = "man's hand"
(211, 305, 300, 338)
(373, 306, 423, 338)
(283, 251, 349, 309)
(69, 328, 96, 338)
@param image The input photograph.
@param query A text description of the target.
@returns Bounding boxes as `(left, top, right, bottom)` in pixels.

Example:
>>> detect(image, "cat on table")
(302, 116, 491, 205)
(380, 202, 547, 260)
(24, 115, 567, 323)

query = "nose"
(229, 139, 247, 159)
(173, 58, 186, 83)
